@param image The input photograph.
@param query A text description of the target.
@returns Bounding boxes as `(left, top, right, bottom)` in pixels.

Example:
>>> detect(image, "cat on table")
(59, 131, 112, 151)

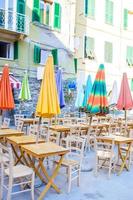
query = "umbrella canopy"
(109, 80, 118, 105)
(36, 56, 61, 118)
(82, 75, 92, 108)
(87, 64, 109, 114)
(19, 71, 31, 101)
(117, 73, 133, 110)
(55, 68, 65, 108)
(75, 85, 84, 108)
(0, 65, 15, 109)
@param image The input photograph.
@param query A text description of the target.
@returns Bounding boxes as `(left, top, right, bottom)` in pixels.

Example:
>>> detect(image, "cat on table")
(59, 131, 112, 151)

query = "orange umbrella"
(0, 65, 15, 109)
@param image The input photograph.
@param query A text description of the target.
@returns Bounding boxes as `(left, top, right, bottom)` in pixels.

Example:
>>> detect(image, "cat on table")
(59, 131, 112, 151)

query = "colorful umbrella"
(82, 75, 92, 108)
(19, 71, 31, 101)
(55, 68, 65, 108)
(0, 65, 15, 110)
(87, 64, 109, 114)
(109, 80, 118, 105)
(36, 56, 60, 118)
(117, 73, 133, 110)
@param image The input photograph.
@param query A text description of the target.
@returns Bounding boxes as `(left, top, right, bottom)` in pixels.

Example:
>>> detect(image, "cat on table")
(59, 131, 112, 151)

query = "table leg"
(11, 144, 24, 165)
(38, 155, 64, 200)
(118, 143, 131, 175)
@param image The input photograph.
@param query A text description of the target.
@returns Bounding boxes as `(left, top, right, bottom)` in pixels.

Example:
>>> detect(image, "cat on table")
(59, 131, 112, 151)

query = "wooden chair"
(2, 118, 10, 128)
(55, 136, 85, 192)
(14, 114, 24, 127)
(94, 137, 116, 178)
(0, 144, 34, 200)
(16, 120, 24, 132)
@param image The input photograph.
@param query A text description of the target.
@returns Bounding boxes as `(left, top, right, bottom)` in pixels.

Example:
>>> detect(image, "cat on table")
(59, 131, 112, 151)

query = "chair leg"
(94, 156, 98, 176)
(77, 168, 80, 187)
(7, 176, 13, 200)
(108, 159, 112, 179)
(0, 164, 4, 200)
(31, 172, 35, 200)
(68, 167, 72, 193)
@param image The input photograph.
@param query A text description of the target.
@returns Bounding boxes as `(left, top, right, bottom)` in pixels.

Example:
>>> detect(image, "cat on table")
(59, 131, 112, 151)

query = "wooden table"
(6, 135, 44, 165)
(97, 135, 133, 175)
(20, 118, 39, 125)
(0, 129, 24, 141)
(21, 142, 68, 200)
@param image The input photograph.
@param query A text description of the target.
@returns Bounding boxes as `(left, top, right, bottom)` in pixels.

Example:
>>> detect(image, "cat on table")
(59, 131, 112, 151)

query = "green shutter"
(32, 0, 40, 22)
(54, 3, 61, 29)
(104, 42, 113, 63)
(14, 41, 19, 60)
(105, 0, 113, 25)
(17, 0, 25, 32)
(127, 46, 133, 66)
(74, 58, 78, 74)
(52, 49, 58, 65)
(84, 36, 94, 58)
(85, 0, 95, 17)
(85, 0, 88, 15)
(124, 9, 128, 29)
(34, 45, 41, 63)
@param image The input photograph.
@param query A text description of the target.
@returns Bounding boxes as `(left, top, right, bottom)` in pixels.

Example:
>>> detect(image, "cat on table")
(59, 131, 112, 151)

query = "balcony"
(0, 9, 29, 41)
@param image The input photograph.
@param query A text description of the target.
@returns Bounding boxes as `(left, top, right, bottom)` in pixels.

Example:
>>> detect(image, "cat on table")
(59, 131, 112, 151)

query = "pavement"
(2, 151, 133, 200)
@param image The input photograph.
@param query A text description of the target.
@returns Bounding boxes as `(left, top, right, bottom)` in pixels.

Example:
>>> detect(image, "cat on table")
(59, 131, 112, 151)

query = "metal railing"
(0, 9, 29, 35)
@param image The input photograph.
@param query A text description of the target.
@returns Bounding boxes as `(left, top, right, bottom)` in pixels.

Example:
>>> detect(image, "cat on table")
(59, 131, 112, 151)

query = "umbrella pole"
(125, 110, 127, 127)
(36, 117, 41, 143)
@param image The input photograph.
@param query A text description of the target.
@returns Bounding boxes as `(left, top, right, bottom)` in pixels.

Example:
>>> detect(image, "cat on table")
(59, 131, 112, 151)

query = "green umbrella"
(19, 72, 31, 101)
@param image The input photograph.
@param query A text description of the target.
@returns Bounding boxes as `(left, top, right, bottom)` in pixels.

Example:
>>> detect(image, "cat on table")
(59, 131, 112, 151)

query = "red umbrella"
(117, 73, 133, 120)
(0, 65, 15, 109)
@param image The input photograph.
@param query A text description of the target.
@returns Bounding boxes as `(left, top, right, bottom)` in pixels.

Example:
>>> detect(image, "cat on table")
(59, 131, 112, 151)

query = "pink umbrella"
(117, 73, 133, 120)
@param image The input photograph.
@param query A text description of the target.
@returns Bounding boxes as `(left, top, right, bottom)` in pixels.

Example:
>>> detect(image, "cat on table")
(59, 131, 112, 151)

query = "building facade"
(74, 0, 133, 90)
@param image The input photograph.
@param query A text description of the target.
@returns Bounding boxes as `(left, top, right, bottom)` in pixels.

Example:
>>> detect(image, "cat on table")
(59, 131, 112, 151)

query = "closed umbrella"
(19, 71, 31, 101)
(75, 85, 84, 108)
(82, 75, 92, 108)
(55, 68, 65, 108)
(87, 64, 109, 114)
(117, 73, 133, 121)
(36, 56, 60, 118)
(109, 80, 118, 106)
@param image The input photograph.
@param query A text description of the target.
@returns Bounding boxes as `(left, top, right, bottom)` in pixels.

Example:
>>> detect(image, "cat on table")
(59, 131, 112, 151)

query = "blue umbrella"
(82, 75, 92, 108)
(75, 85, 84, 108)
(55, 68, 65, 108)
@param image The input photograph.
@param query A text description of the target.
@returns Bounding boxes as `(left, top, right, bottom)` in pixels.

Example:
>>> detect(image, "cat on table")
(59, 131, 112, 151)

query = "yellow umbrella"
(36, 56, 60, 118)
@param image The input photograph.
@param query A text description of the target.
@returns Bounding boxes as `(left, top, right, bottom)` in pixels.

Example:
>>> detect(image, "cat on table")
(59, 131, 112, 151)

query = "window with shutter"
(51, 49, 58, 65)
(126, 46, 133, 67)
(85, 0, 95, 18)
(104, 41, 113, 63)
(14, 41, 18, 60)
(74, 58, 77, 74)
(32, 0, 40, 22)
(105, 0, 113, 25)
(123, 9, 128, 30)
(17, 0, 25, 32)
(54, 3, 61, 29)
(84, 36, 95, 59)
(34, 45, 41, 63)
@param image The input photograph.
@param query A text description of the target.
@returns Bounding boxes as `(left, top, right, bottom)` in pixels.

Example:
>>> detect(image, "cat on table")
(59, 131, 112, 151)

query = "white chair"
(2, 118, 10, 128)
(40, 125, 49, 142)
(94, 137, 116, 178)
(0, 144, 35, 200)
(49, 130, 60, 145)
(62, 119, 72, 125)
(14, 114, 24, 127)
(55, 136, 85, 192)
(28, 124, 39, 136)
(16, 120, 24, 132)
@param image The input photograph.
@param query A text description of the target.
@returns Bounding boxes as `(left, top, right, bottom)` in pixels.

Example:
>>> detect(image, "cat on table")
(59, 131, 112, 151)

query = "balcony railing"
(0, 9, 29, 35)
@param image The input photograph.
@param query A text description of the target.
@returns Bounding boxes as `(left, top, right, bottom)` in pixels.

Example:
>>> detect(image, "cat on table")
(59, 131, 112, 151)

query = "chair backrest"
(66, 136, 85, 166)
(28, 124, 38, 136)
(16, 120, 24, 131)
(2, 118, 10, 128)
(49, 130, 60, 145)
(40, 125, 49, 142)
(70, 127, 81, 137)
(62, 119, 72, 125)
(14, 114, 24, 127)
(0, 144, 13, 174)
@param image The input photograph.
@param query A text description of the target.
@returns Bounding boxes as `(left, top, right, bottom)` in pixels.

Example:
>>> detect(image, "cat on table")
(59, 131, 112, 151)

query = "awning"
(0, 74, 21, 89)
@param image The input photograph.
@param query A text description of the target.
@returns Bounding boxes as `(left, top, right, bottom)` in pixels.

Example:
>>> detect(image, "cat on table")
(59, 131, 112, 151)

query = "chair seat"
(97, 150, 115, 159)
(5, 164, 33, 178)
(121, 146, 133, 152)
(55, 159, 79, 167)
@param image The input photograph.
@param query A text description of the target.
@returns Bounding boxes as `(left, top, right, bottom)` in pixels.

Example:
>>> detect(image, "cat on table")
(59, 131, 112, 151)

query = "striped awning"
(0, 74, 21, 89)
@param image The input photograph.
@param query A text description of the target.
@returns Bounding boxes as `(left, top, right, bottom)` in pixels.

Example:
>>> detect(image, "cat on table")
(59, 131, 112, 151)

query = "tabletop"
(20, 118, 39, 123)
(21, 142, 69, 158)
(6, 135, 44, 145)
(97, 135, 133, 144)
(0, 129, 24, 137)
(49, 124, 88, 132)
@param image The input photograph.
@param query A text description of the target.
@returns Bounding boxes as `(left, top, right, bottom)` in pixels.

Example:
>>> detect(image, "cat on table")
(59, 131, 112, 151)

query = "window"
(54, 3, 61, 30)
(104, 41, 113, 63)
(84, 36, 95, 59)
(0, 41, 13, 59)
(126, 46, 133, 67)
(123, 9, 128, 30)
(105, 0, 113, 25)
(32, 0, 40, 22)
(85, 0, 95, 18)
(34, 45, 41, 63)
(40, 0, 50, 26)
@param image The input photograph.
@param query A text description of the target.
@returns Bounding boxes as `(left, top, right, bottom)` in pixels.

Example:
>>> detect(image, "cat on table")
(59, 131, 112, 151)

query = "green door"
(17, 0, 26, 32)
